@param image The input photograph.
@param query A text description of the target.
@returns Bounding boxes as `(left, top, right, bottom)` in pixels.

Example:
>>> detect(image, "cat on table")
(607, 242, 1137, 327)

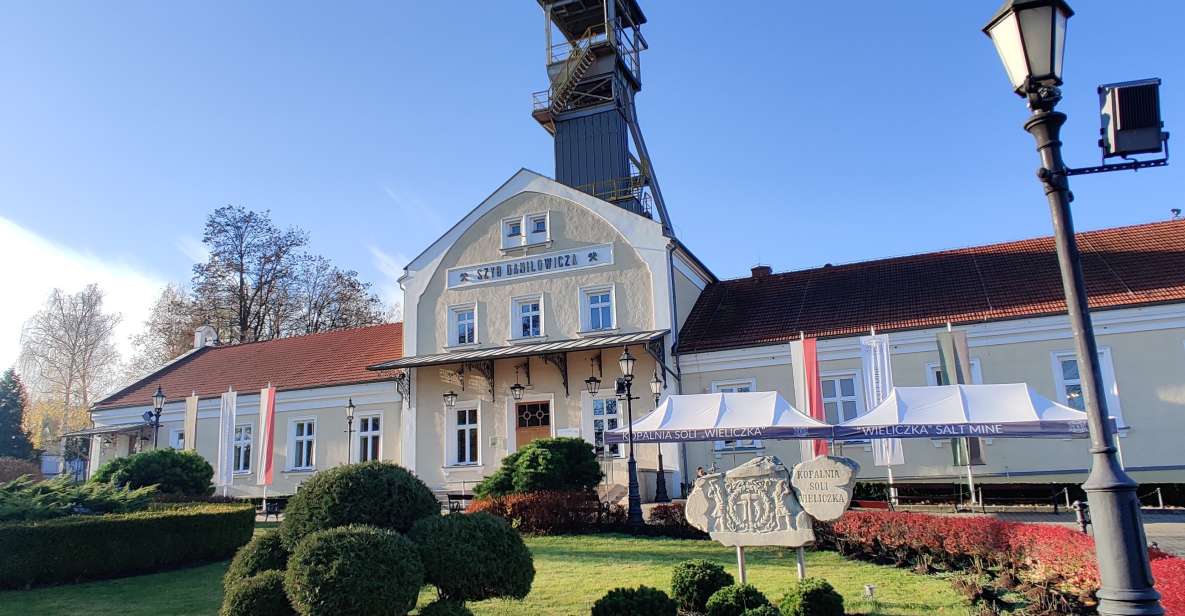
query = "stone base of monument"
(684, 455, 860, 583)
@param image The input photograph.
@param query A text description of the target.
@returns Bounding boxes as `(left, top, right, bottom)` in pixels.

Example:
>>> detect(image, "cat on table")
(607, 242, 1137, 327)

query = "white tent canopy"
(833, 383, 1095, 440)
(605, 391, 832, 444)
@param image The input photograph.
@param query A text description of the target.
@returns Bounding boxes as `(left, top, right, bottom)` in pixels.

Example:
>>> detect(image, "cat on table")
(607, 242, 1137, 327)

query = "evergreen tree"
(0, 369, 35, 459)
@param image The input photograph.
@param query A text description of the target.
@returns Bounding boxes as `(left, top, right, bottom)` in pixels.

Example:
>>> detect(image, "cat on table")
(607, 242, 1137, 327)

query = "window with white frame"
(820, 375, 860, 424)
(581, 287, 615, 332)
(501, 213, 550, 249)
(512, 296, 543, 339)
(357, 415, 381, 462)
(925, 359, 984, 386)
(592, 397, 621, 458)
(712, 380, 761, 450)
(169, 429, 184, 450)
(452, 406, 479, 465)
(1052, 349, 1125, 427)
(291, 420, 316, 470)
(448, 305, 476, 347)
(233, 425, 252, 473)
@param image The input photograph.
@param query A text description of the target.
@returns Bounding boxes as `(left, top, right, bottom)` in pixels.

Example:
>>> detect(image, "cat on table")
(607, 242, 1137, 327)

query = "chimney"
(193, 325, 219, 349)
(751, 265, 772, 279)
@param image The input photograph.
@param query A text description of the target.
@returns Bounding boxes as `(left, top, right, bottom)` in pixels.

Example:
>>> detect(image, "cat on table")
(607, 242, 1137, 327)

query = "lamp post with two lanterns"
(614, 347, 644, 526)
(143, 385, 166, 449)
(983, 2, 1164, 612)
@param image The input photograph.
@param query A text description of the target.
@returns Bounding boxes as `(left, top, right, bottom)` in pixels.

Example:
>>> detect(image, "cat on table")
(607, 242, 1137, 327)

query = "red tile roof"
(94, 323, 403, 410)
(676, 220, 1185, 354)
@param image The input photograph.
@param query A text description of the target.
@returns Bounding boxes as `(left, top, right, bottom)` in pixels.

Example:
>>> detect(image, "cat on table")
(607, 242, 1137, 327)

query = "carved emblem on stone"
(684, 456, 815, 548)
(790, 455, 860, 522)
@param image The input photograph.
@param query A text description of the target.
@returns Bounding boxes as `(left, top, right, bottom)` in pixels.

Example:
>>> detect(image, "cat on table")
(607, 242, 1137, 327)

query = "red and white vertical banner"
(790, 337, 828, 460)
(215, 388, 237, 496)
(256, 385, 276, 488)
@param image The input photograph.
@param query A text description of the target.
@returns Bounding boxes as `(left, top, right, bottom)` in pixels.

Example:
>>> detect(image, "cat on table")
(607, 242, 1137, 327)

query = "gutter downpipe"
(666, 241, 689, 496)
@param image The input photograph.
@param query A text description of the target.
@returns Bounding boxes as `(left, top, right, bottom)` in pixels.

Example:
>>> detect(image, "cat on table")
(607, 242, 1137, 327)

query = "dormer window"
(502, 212, 550, 249)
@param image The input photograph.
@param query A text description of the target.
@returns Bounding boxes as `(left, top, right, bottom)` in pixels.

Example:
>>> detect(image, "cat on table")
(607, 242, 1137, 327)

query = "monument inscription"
(790, 456, 859, 522)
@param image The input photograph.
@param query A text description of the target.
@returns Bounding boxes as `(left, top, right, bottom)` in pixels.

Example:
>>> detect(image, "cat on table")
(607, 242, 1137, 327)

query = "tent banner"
(606, 424, 835, 444)
(833, 419, 1091, 440)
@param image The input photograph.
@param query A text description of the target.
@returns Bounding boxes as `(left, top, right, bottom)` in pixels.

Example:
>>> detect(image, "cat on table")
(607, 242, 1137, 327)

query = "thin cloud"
(369, 245, 409, 312)
(0, 216, 164, 370)
(381, 184, 447, 230)
(176, 235, 209, 264)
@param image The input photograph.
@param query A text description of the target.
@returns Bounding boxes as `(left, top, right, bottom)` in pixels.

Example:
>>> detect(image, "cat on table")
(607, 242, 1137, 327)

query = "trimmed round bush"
(278, 461, 438, 550)
(705, 584, 772, 616)
(671, 559, 735, 613)
(409, 511, 534, 601)
(473, 437, 602, 498)
(590, 586, 677, 616)
(778, 578, 844, 616)
(220, 570, 295, 616)
(418, 600, 475, 616)
(740, 606, 780, 616)
(284, 525, 424, 616)
(224, 530, 290, 588)
(91, 448, 213, 496)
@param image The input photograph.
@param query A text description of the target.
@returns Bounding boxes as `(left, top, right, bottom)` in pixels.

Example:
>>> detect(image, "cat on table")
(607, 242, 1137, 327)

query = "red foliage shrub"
(1152, 555, 1185, 615)
(648, 503, 686, 527)
(828, 509, 1185, 613)
(467, 490, 616, 534)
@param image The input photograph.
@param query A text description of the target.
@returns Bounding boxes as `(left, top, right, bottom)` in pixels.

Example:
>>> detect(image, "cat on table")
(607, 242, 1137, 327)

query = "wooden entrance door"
(515, 401, 551, 446)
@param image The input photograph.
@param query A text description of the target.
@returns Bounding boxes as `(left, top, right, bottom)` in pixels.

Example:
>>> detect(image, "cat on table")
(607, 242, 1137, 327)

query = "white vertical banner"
(216, 388, 237, 495)
(860, 334, 904, 467)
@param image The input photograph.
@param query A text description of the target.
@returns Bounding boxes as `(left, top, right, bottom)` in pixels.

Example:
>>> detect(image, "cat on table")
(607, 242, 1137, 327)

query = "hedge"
(467, 490, 621, 534)
(0, 502, 254, 589)
(823, 510, 1185, 613)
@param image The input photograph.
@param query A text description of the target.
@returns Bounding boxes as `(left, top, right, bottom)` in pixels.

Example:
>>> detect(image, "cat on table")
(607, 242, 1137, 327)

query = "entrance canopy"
(832, 384, 1095, 440)
(605, 391, 832, 444)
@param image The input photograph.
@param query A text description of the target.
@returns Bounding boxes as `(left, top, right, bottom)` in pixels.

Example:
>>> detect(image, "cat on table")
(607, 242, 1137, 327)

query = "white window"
(511, 295, 544, 339)
(580, 286, 616, 332)
(1052, 348, 1125, 427)
(712, 379, 761, 450)
(451, 405, 479, 466)
(233, 425, 252, 473)
(291, 420, 316, 470)
(592, 397, 622, 458)
(820, 375, 861, 424)
(357, 415, 381, 462)
(169, 429, 184, 450)
(925, 359, 984, 386)
(501, 212, 550, 249)
(448, 305, 477, 347)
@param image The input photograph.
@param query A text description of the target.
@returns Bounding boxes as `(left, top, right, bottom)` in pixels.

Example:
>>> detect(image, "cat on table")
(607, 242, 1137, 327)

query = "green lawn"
(0, 532, 968, 616)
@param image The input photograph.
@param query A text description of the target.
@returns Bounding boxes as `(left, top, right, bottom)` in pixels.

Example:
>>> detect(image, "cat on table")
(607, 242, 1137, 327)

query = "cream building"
(84, 1, 1185, 501)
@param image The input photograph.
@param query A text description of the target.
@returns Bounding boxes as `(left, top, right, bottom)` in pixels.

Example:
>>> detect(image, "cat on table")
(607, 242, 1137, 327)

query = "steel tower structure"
(531, 0, 674, 237)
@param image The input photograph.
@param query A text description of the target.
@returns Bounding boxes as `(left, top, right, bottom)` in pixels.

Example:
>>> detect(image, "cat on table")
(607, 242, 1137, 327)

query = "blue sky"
(1, 1, 1182, 366)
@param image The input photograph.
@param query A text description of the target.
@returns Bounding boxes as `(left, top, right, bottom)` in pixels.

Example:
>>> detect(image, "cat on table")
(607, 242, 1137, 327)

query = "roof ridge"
(714, 218, 1185, 283)
(210, 321, 402, 351)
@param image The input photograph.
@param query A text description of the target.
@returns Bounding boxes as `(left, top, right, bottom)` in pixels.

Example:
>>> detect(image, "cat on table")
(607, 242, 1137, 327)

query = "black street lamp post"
(650, 372, 669, 503)
(344, 398, 356, 464)
(617, 347, 643, 526)
(143, 385, 165, 448)
(984, 2, 1162, 613)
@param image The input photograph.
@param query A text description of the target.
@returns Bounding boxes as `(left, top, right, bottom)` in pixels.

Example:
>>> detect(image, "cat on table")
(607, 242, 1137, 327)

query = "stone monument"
(684, 456, 815, 547)
(685, 455, 861, 546)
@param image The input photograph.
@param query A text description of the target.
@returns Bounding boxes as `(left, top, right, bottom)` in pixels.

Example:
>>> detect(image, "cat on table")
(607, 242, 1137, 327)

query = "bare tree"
(191, 206, 308, 343)
(289, 255, 386, 335)
(124, 283, 204, 379)
(18, 285, 122, 447)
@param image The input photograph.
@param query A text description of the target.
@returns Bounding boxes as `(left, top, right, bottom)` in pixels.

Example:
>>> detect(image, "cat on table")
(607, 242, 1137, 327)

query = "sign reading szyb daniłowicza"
(446, 243, 614, 289)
